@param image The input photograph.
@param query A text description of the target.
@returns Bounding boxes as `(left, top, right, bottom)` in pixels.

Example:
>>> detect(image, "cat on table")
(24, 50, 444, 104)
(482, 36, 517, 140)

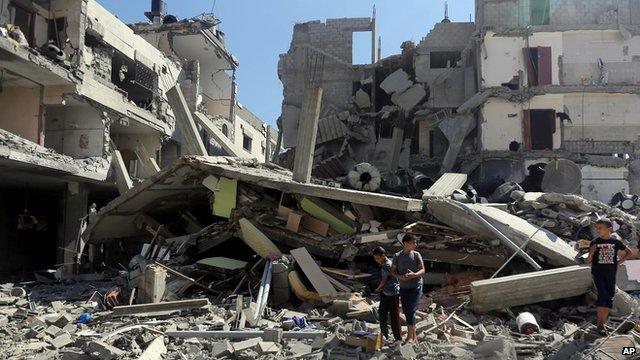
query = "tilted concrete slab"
(85, 156, 423, 242)
(427, 199, 578, 266)
(379, 69, 413, 95)
(470, 266, 592, 312)
(391, 84, 426, 112)
(423, 173, 468, 199)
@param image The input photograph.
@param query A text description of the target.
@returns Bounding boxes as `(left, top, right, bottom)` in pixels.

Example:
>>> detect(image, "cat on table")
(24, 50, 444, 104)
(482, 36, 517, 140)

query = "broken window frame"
(430, 51, 462, 69)
(242, 133, 252, 152)
(523, 47, 552, 86)
(522, 109, 556, 151)
(9, 1, 36, 47)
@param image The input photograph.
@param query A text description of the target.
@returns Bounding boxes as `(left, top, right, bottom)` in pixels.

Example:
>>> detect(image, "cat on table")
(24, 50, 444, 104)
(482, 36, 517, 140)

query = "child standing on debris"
(586, 218, 633, 335)
(373, 246, 402, 343)
(391, 234, 425, 343)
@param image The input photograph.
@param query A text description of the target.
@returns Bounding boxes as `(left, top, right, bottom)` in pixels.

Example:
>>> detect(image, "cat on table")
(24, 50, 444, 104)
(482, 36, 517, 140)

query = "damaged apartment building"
(130, 6, 278, 161)
(0, 0, 275, 278)
(278, 0, 640, 204)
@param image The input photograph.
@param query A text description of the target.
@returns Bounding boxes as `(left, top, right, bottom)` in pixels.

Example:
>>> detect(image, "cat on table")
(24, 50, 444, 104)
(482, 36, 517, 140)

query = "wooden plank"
(300, 215, 330, 237)
(112, 298, 209, 316)
(324, 273, 352, 292)
(321, 267, 372, 280)
(419, 249, 505, 269)
(290, 247, 337, 301)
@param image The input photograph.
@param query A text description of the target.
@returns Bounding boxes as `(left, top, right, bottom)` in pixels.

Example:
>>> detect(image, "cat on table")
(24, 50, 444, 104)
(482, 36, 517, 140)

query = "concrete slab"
(470, 266, 592, 312)
(427, 199, 578, 267)
(423, 173, 468, 198)
(354, 89, 371, 108)
(380, 69, 413, 95)
(391, 84, 426, 112)
(291, 247, 337, 301)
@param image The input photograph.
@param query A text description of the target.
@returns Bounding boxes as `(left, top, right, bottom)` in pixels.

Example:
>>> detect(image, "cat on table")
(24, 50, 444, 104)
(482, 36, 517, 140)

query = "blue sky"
(98, 0, 475, 126)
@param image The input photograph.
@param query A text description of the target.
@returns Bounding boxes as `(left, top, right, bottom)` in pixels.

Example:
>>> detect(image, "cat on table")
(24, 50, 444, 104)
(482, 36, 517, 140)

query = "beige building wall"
(563, 93, 640, 142)
(0, 86, 42, 143)
(481, 31, 563, 87)
(480, 95, 563, 151)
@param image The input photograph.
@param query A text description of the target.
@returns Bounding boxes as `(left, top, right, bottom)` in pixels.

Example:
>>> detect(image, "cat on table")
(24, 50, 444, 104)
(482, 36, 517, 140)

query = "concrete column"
(292, 87, 323, 183)
(265, 125, 271, 164)
(229, 69, 237, 129)
(60, 182, 88, 272)
(389, 127, 404, 172)
(166, 85, 207, 156)
(418, 121, 431, 155)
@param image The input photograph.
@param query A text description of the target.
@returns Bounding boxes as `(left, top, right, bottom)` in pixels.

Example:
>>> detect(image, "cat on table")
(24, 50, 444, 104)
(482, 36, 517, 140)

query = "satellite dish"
(541, 159, 582, 194)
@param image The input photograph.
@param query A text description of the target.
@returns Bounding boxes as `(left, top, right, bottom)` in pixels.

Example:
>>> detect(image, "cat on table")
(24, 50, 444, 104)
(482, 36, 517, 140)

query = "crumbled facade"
(131, 17, 278, 162)
(278, 1, 640, 204)
(0, 0, 277, 276)
(474, 0, 640, 202)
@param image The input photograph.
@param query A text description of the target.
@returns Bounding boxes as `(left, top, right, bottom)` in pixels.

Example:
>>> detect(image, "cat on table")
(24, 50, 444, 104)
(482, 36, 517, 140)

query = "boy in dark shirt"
(587, 218, 633, 335)
(373, 247, 401, 343)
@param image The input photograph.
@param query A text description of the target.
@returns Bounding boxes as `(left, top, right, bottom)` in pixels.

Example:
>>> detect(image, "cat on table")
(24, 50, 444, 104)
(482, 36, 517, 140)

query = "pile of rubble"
(2, 276, 638, 359)
(1, 156, 639, 359)
(0, 128, 110, 175)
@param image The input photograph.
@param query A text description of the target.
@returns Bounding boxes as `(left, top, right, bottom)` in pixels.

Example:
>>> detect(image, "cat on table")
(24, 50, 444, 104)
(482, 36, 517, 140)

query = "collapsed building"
(277, 0, 640, 205)
(2, 1, 640, 359)
(0, 0, 276, 278)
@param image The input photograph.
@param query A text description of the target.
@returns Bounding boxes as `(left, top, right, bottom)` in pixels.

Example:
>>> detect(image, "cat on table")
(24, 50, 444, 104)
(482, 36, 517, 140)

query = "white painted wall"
(563, 93, 640, 142)
(480, 95, 563, 151)
(581, 165, 628, 203)
(562, 30, 640, 85)
(482, 31, 563, 87)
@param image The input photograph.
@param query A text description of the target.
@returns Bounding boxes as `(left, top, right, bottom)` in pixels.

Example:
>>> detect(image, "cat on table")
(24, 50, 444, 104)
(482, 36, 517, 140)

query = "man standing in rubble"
(373, 246, 402, 344)
(391, 234, 425, 343)
(587, 218, 633, 335)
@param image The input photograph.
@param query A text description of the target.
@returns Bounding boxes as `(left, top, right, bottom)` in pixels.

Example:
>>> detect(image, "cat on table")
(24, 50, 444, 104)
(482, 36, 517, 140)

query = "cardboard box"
(344, 332, 382, 352)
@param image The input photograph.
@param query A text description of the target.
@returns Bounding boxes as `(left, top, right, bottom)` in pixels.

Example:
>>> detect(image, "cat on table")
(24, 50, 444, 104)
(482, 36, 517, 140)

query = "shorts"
(593, 271, 616, 309)
(399, 285, 422, 325)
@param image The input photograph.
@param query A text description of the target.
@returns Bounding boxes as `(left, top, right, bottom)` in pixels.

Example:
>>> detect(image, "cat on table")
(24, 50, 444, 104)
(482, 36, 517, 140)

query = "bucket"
(516, 312, 539, 335)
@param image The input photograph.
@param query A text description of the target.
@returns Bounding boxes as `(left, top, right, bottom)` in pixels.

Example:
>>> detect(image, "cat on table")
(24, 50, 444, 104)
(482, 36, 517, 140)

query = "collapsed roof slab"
(427, 199, 578, 267)
(0, 129, 109, 183)
(85, 156, 423, 243)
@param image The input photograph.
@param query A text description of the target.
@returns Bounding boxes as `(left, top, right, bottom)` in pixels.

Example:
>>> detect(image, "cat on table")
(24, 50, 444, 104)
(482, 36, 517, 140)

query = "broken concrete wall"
(278, 18, 374, 148)
(0, 86, 42, 144)
(562, 30, 640, 86)
(51, 0, 84, 60)
(581, 165, 629, 202)
(479, 0, 636, 29)
(44, 105, 106, 159)
(482, 29, 640, 88)
(414, 22, 475, 108)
